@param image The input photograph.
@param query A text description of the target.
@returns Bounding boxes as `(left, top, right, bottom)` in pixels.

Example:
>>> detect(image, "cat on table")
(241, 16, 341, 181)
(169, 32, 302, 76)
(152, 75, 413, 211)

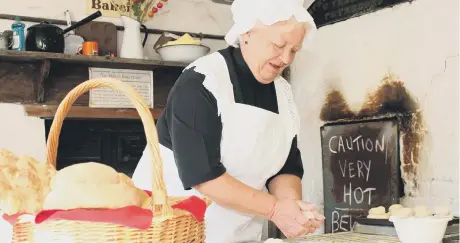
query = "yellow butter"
(163, 33, 200, 46)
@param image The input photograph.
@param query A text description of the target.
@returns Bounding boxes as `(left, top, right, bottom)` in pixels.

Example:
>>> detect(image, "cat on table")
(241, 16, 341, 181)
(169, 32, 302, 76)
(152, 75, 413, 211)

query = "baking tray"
(355, 216, 460, 227)
(443, 234, 459, 243)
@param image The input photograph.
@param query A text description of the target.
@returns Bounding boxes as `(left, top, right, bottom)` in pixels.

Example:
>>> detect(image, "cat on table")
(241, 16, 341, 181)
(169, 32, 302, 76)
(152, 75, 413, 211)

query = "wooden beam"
(36, 60, 50, 103)
(23, 104, 163, 120)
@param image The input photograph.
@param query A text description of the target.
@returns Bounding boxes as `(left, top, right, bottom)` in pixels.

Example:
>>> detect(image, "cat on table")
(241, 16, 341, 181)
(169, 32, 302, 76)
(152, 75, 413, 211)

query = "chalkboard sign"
(308, 0, 414, 28)
(320, 118, 402, 233)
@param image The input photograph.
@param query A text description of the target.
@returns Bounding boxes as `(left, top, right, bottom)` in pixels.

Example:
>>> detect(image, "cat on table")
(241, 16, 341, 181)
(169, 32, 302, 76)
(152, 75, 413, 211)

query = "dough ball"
(264, 239, 284, 243)
(367, 213, 390, 219)
(369, 206, 386, 215)
(389, 204, 404, 213)
(391, 207, 413, 217)
(433, 206, 451, 216)
(413, 205, 432, 217)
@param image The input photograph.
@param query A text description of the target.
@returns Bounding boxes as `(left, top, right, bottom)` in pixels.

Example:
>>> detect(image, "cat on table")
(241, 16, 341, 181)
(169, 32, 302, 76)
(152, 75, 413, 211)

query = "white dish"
(156, 44, 210, 63)
(389, 215, 452, 243)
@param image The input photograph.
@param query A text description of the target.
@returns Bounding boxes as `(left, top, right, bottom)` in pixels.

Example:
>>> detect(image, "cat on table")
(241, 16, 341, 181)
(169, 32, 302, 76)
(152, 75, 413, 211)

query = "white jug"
(119, 16, 144, 59)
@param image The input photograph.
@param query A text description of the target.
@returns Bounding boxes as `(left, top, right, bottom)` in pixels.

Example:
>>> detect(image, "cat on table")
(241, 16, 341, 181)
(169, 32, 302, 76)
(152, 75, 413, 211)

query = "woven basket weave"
(11, 78, 210, 243)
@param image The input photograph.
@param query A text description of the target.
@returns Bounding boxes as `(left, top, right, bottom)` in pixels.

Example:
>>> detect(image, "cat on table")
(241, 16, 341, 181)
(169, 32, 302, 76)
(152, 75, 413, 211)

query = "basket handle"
(46, 78, 173, 215)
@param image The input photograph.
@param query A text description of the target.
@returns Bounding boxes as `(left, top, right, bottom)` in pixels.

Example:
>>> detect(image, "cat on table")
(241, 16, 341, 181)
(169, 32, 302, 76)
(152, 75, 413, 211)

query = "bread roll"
(367, 213, 390, 219)
(369, 206, 386, 215)
(391, 207, 413, 217)
(413, 205, 432, 217)
(389, 204, 403, 214)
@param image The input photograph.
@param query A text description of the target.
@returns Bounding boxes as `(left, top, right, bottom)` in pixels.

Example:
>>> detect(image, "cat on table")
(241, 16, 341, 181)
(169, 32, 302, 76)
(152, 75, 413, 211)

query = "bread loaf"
(43, 162, 149, 210)
(50, 162, 120, 190)
(0, 150, 56, 215)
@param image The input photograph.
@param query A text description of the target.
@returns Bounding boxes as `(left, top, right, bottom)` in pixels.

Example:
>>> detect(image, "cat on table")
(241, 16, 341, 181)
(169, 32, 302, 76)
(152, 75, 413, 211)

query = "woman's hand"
(269, 198, 312, 238)
(296, 201, 325, 234)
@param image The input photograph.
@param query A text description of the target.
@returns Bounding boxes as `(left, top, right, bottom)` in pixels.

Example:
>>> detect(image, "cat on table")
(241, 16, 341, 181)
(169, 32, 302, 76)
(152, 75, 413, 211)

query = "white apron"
(132, 52, 300, 243)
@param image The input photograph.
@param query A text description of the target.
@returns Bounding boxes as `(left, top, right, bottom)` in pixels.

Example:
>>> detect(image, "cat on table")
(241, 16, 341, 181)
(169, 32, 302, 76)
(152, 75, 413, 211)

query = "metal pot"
(25, 11, 102, 53)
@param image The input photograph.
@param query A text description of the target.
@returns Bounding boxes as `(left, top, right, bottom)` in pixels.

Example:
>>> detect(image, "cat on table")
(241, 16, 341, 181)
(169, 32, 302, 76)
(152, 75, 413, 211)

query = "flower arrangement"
(111, 0, 169, 23)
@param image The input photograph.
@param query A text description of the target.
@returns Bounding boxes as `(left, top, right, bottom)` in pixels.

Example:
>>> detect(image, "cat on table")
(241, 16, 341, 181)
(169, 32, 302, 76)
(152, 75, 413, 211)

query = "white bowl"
(389, 216, 452, 243)
(156, 44, 210, 63)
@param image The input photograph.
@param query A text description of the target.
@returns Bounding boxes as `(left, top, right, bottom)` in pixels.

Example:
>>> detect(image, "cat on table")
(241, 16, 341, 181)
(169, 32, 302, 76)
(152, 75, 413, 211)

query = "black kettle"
(25, 11, 102, 53)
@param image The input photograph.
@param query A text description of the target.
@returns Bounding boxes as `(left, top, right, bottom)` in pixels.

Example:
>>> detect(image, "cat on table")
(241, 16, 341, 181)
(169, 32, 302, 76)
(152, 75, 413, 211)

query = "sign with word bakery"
(86, 0, 130, 17)
(88, 67, 154, 108)
(320, 118, 402, 233)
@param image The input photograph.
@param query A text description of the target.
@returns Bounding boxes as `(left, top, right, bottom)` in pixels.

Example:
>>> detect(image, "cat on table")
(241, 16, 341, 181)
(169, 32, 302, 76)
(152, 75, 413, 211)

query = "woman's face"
(239, 18, 307, 84)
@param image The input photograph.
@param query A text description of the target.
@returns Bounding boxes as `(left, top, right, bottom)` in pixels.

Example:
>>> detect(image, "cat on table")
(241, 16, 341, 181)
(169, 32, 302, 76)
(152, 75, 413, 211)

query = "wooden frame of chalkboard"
(307, 0, 415, 28)
(320, 116, 403, 234)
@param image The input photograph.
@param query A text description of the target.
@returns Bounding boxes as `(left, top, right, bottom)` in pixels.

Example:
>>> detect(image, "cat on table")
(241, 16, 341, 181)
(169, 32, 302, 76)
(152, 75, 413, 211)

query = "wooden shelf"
(0, 50, 189, 68)
(0, 49, 183, 118)
(23, 104, 163, 120)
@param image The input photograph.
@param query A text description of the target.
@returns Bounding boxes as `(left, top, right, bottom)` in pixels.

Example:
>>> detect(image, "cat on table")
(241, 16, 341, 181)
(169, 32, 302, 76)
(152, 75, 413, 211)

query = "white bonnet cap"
(225, 0, 317, 51)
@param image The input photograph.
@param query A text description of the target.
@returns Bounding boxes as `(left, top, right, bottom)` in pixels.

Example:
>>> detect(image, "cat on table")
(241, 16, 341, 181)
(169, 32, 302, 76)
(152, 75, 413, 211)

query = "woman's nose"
(280, 49, 294, 65)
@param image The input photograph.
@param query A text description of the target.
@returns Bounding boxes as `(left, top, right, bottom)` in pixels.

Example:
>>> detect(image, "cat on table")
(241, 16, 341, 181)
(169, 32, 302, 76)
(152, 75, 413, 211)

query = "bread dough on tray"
(368, 206, 386, 215)
(367, 213, 390, 219)
(388, 204, 403, 214)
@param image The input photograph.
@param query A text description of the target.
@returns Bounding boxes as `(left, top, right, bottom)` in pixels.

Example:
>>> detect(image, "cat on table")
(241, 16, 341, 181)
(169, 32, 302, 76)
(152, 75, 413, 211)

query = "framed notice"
(89, 67, 154, 108)
(320, 117, 402, 233)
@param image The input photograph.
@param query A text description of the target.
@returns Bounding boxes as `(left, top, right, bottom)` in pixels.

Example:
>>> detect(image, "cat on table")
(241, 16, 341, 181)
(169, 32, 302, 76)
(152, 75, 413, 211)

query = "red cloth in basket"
(2, 213, 22, 225)
(2, 191, 207, 230)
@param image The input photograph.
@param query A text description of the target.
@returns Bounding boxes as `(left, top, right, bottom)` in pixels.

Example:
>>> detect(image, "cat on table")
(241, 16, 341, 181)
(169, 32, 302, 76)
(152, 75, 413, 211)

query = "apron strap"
(184, 52, 236, 117)
(274, 77, 300, 135)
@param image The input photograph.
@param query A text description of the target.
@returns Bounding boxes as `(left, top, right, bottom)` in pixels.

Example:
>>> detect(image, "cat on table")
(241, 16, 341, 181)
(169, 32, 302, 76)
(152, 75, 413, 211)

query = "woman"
(132, 0, 324, 242)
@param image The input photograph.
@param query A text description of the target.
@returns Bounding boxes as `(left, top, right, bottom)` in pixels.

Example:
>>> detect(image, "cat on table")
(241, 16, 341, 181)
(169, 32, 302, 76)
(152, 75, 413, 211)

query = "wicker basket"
(11, 78, 211, 243)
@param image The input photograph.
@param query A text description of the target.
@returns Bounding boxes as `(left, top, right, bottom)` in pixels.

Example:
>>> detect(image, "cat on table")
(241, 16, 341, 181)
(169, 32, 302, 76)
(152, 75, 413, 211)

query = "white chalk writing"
(328, 135, 385, 153)
(338, 160, 372, 181)
(343, 182, 376, 205)
(331, 208, 353, 233)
